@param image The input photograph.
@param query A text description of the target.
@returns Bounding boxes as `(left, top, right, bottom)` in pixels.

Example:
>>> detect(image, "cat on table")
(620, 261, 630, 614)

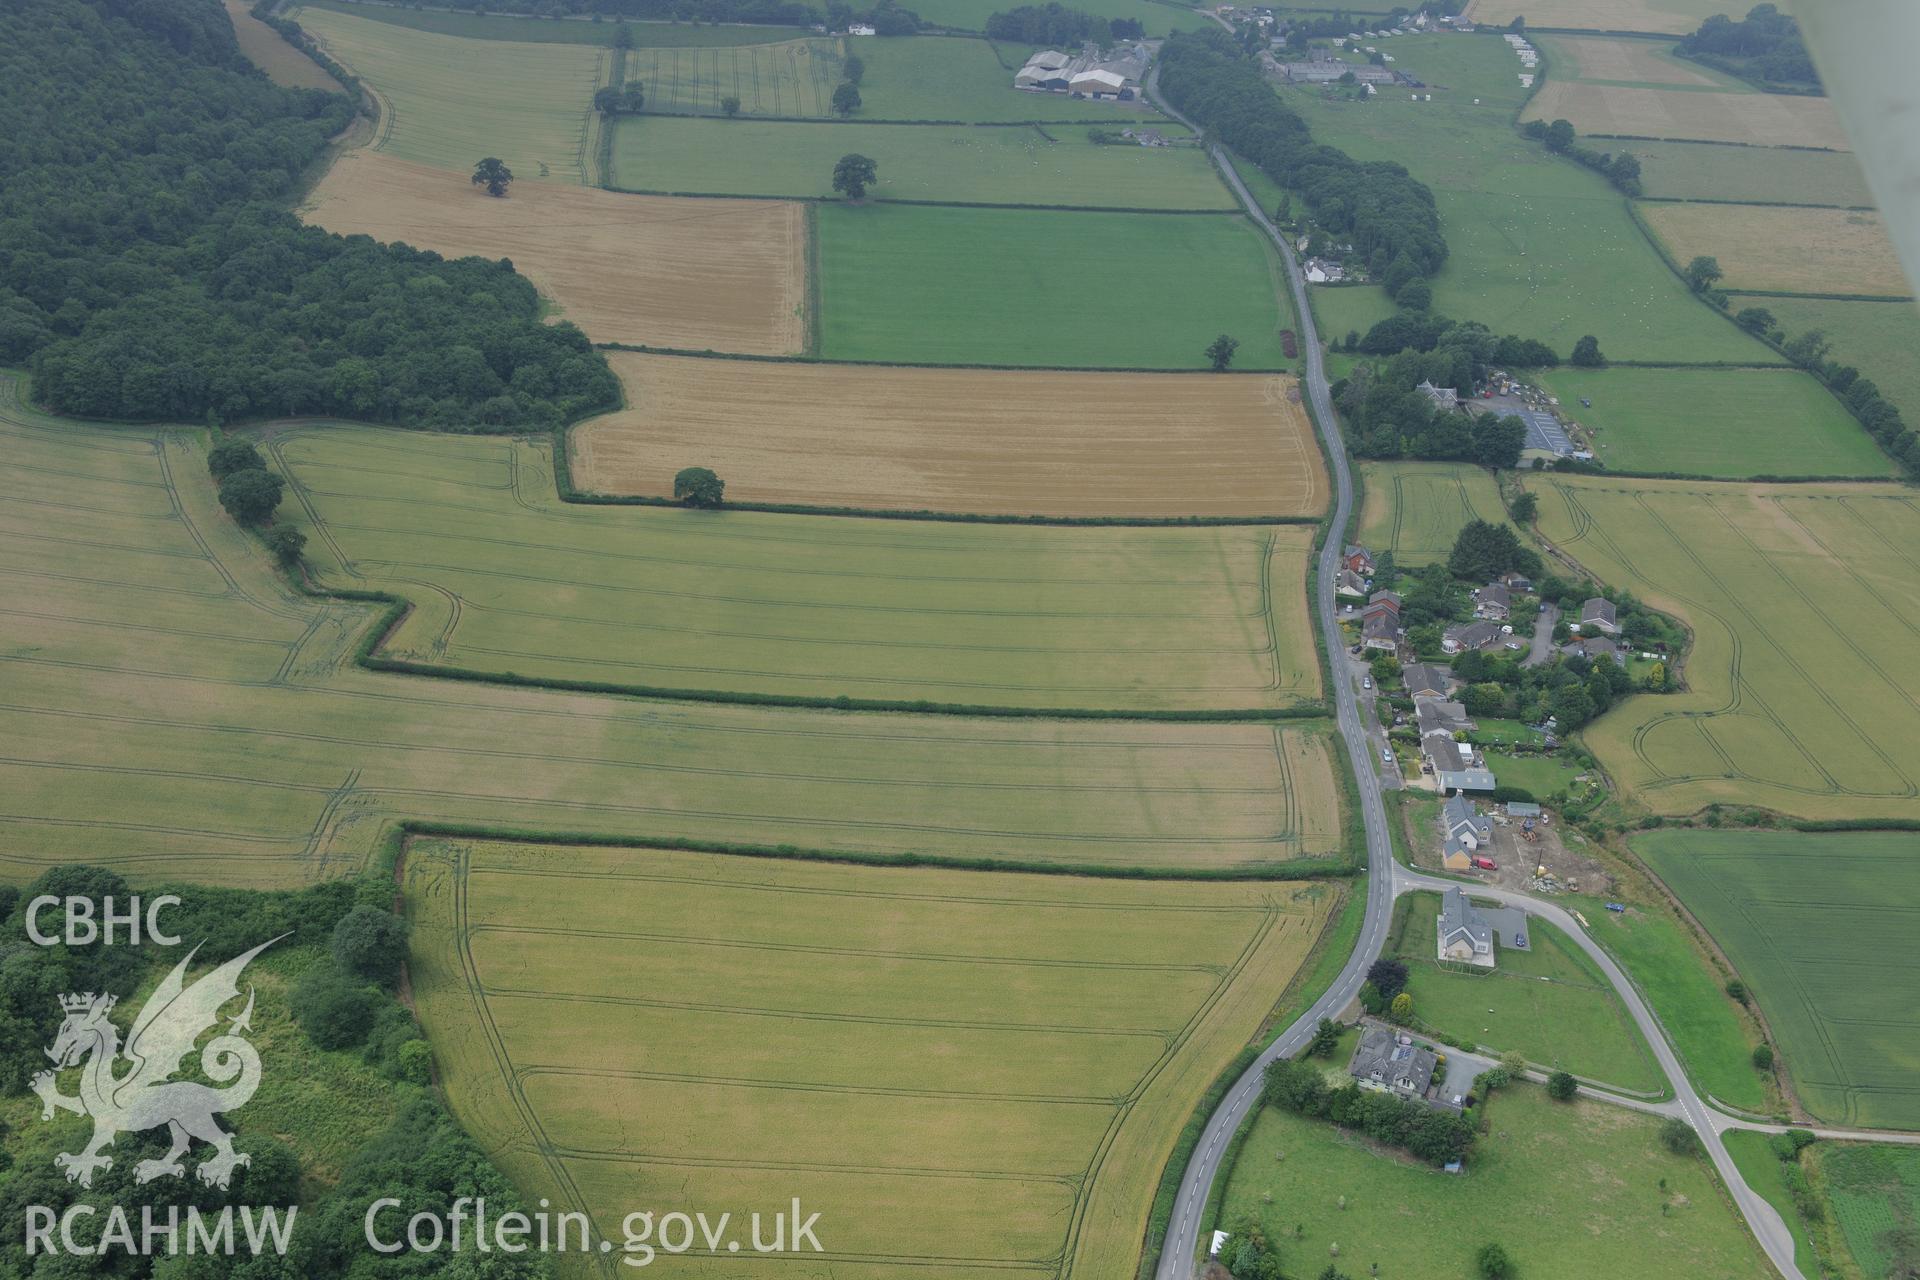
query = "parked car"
(1361, 675, 1372, 690)
(1472, 856, 1497, 871)
(1606, 902, 1627, 913)
(1381, 747, 1393, 765)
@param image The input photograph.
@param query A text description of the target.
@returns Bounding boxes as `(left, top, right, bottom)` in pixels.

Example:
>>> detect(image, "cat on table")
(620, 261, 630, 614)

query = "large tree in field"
(1569, 334, 1605, 367)
(673, 466, 725, 508)
(1205, 334, 1239, 371)
(217, 468, 285, 525)
(832, 153, 878, 200)
(1684, 255, 1723, 292)
(472, 157, 514, 197)
(831, 82, 862, 117)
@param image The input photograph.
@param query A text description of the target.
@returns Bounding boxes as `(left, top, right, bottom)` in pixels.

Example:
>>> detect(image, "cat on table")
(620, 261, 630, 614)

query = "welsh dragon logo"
(31, 937, 281, 1190)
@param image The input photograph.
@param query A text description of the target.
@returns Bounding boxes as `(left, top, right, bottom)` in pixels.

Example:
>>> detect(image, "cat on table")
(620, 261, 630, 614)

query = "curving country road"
(1148, 69, 1811, 1280)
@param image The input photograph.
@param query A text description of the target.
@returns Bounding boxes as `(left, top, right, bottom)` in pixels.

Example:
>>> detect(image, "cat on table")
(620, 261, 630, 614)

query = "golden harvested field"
(302, 151, 806, 353)
(1538, 33, 1732, 87)
(0, 379, 1345, 882)
(571, 352, 1326, 517)
(406, 836, 1339, 1279)
(225, 0, 338, 90)
(1522, 81, 1848, 150)
(1465, 0, 1784, 37)
(293, 5, 609, 182)
(1638, 203, 1909, 298)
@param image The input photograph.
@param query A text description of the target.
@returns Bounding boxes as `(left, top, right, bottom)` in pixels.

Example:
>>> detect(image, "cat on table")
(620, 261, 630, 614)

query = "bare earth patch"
(1638, 203, 1909, 297)
(1522, 81, 1848, 150)
(301, 150, 806, 353)
(570, 352, 1327, 517)
(225, 0, 338, 90)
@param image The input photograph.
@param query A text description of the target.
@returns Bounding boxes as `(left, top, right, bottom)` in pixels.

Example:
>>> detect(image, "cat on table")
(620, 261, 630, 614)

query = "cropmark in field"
(1356, 461, 1516, 566)
(274, 424, 1324, 713)
(571, 352, 1326, 518)
(1639, 202, 1910, 298)
(624, 38, 843, 117)
(293, 5, 609, 182)
(405, 836, 1339, 1279)
(0, 378, 1344, 882)
(1531, 474, 1920, 821)
(302, 150, 807, 354)
(1633, 830, 1920, 1130)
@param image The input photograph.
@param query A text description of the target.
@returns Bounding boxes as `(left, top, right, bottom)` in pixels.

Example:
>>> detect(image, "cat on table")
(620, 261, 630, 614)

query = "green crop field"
(855, 36, 1152, 122)
(1309, 285, 1399, 346)
(1538, 367, 1894, 479)
(1818, 1142, 1920, 1278)
(1767, 296, 1920, 426)
(608, 117, 1232, 207)
(1530, 474, 1920, 822)
(293, 6, 609, 182)
(0, 378, 1345, 882)
(908, 0, 1214, 34)
(622, 38, 844, 117)
(1566, 893, 1767, 1112)
(405, 836, 1339, 1280)
(1390, 892, 1664, 1092)
(1356, 461, 1513, 566)
(1217, 1085, 1771, 1280)
(1631, 140, 1877, 207)
(814, 203, 1294, 367)
(296, 0, 813, 45)
(1632, 831, 1920, 1129)
(1279, 33, 1780, 365)
(271, 425, 1322, 713)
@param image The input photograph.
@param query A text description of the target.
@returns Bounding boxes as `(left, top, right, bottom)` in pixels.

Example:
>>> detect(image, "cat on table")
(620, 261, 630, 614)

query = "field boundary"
(1636, 196, 1878, 213)
(393, 821, 1362, 883)
(588, 339, 1287, 374)
(603, 185, 1243, 213)
(1721, 288, 1916, 303)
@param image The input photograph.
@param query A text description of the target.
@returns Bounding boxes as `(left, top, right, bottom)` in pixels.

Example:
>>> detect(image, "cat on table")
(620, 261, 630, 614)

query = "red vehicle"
(1472, 856, 1497, 871)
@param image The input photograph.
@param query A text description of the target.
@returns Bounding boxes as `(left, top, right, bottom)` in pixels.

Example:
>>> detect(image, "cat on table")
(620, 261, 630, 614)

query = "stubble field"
(1529, 474, 1920, 821)
(302, 150, 807, 353)
(273, 424, 1326, 712)
(293, 6, 609, 182)
(1522, 80, 1849, 150)
(1356, 461, 1515, 566)
(1632, 830, 1920, 1130)
(570, 352, 1327, 517)
(1535, 32, 1743, 88)
(405, 836, 1338, 1279)
(0, 378, 1344, 882)
(1639, 202, 1910, 297)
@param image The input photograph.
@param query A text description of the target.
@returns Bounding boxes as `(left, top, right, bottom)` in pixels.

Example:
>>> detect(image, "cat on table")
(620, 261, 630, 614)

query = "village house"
(1498, 571, 1532, 592)
(1562, 635, 1622, 664)
(1343, 545, 1375, 576)
(1579, 597, 1620, 635)
(1417, 380, 1460, 410)
(1436, 885, 1495, 968)
(1442, 793, 1492, 850)
(1441, 837, 1473, 872)
(1363, 610, 1400, 653)
(1349, 1025, 1437, 1100)
(1336, 568, 1369, 598)
(1402, 662, 1454, 700)
(1305, 257, 1345, 283)
(1415, 697, 1473, 742)
(1441, 619, 1501, 655)
(1473, 583, 1511, 621)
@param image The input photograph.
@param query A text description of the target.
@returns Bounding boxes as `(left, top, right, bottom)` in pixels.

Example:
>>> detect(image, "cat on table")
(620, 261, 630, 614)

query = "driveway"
(1522, 601, 1558, 668)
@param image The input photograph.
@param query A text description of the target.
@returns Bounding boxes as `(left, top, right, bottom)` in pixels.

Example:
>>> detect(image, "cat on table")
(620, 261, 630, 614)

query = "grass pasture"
(1631, 140, 1876, 207)
(908, 0, 1214, 34)
(1465, 0, 1788, 37)
(814, 203, 1293, 367)
(298, 0, 814, 45)
(1218, 1085, 1770, 1280)
(1640, 202, 1911, 298)
(1308, 285, 1399, 346)
(1632, 831, 1920, 1130)
(1818, 1142, 1920, 1278)
(226, 0, 338, 89)
(1280, 34, 1777, 364)
(274, 424, 1328, 713)
(1522, 80, 1849, 151)
(1529, 475, 1920, 822)
(405, 836, 1338, 1280)
(0, 376, 1345, 882)
(1356, 461, 1514, 566)
(857, 36, 1155, 122)
(607, 117, 1232, 207)
(623, 38, 844, 117)
(1537, 367, 1894, 478)
(1390, 892, 1663, 1091)
(302, 150, 806, 353)
(295, 6, 609, 182)
(1766, 297, 1920, 425)
(573, 352, 1327, 517)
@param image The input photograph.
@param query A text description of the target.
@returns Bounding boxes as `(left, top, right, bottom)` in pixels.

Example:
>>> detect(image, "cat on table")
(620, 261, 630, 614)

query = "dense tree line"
(986, 3, 1140, 45)
(423, 0, 924, 31)
(1521, 117, 1641, 195)
(1156, 32, 1446, 294)
(2, 0, 619, 430)
(1768, 327, 1920, 477)
(1332, 318, 1547, 463)
(1679, 4, 1819, 91)
(1262, 1054, 1476, 1166)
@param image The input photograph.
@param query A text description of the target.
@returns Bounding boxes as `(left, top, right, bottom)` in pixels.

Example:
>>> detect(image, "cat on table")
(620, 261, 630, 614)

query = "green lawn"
(1471, 718, 1543, 748)
(1310, 285, 1398, 347)
(1631, 831, 1920, 1129)
(608, 117, 1232, 207)
(1818, 1141, 1920, 1279)
(855, 36, 1156, 122)
(1280, 33, 1781, 364)
(1391, 892, 1665, 1092)
(1566, 890, 1758, 1113)
(296, 0, 812, 45)
(1538, 367, 1896, 479)
(1484, 751, 1585, 802)
(1766, 296, 1920, 427)
(814, 203, 1294, 367)
(1217, 1086, 1772, 1280)
(1630, 139, 1877, 207)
